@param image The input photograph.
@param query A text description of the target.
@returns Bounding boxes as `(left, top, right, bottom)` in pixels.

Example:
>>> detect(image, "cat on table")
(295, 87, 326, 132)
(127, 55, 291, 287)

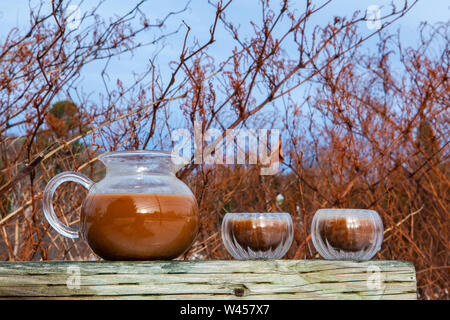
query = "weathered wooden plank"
(0, 292, 418, 300)
(0, 260, 417, 300)
(0, 260, 415, 275)
(0, 271, 414, 286)
(0, 281, 415, 296)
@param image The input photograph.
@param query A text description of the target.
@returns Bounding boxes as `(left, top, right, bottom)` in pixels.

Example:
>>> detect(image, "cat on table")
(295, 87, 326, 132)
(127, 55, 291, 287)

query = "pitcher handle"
(42, 171, 94, 239)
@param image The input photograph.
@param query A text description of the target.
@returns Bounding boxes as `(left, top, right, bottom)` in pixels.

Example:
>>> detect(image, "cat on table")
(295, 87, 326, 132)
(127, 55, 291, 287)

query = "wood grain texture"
(0, 260, 417, 300)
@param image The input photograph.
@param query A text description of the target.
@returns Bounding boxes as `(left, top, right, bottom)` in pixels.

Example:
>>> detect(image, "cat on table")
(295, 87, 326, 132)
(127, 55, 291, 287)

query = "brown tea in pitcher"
(80, 193, 199, 260)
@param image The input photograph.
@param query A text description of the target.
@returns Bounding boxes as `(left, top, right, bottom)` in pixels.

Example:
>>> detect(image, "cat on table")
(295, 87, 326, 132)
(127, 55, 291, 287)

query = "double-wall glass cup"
(221, 212, 294, 259)
(311, 209, 383, 260)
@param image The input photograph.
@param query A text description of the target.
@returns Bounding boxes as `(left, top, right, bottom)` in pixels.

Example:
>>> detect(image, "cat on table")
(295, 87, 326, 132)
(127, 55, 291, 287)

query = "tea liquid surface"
(81, 193, 199, 260)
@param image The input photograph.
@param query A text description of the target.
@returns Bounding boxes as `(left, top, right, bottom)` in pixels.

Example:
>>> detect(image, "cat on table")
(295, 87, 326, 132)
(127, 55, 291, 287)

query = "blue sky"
(0, 0, 448, 139)
(1, 0, 448, 99)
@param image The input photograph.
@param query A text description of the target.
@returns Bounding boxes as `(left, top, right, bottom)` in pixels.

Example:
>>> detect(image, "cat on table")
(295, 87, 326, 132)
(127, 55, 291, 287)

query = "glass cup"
(311, 209, 383, 260)
(221, 212, 294, 259)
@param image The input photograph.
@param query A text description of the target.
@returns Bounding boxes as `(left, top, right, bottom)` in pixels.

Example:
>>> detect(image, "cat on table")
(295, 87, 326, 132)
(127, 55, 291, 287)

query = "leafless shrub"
(0, 0, 447, 299)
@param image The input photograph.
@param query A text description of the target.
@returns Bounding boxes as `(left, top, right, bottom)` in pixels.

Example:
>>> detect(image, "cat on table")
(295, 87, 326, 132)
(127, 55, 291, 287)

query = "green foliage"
(49, 100, 78, 119)
(46, 100, 82, 138)
(35, 100, 88, 174)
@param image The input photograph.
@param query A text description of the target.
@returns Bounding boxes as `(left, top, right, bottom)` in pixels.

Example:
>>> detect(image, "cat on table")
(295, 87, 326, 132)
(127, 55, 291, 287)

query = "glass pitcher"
(42, 150, 199, 261)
